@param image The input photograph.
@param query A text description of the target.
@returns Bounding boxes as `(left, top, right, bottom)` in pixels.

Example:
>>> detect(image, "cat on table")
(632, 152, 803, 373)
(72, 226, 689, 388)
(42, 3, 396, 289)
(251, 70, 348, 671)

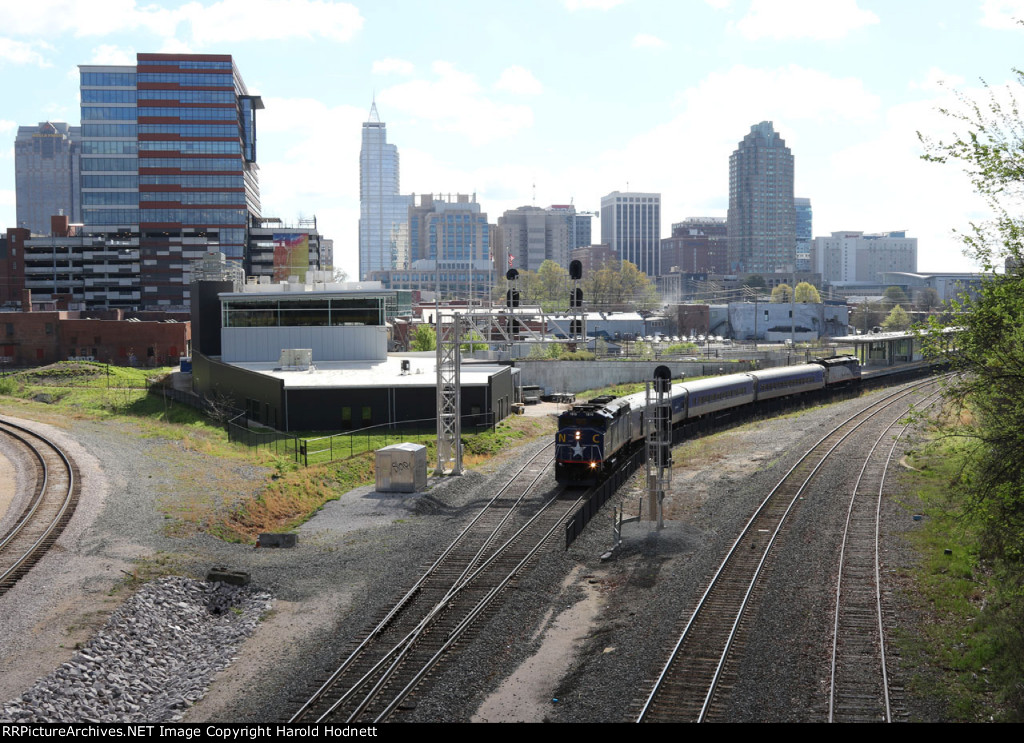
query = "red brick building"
(1, 297, 190, 367)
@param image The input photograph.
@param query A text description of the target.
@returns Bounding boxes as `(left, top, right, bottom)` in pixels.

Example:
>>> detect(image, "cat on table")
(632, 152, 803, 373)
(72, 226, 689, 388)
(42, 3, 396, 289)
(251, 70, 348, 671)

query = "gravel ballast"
(0, 385, 943, 723)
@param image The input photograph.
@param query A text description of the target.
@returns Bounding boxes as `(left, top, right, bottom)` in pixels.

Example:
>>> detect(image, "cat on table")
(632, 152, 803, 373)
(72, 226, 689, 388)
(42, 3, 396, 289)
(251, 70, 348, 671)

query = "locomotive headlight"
(575, 430, 581, 440)
(589, 462, 598, 469)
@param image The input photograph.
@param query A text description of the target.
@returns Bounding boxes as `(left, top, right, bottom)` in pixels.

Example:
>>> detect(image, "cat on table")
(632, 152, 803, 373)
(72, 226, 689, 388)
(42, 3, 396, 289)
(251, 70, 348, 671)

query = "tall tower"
(79, 53, 262, 308)
(600, 191, 661, 277)
(727, 121, 796, 275)
(359, 102, 412, 279)
(14, 122, 81, 235)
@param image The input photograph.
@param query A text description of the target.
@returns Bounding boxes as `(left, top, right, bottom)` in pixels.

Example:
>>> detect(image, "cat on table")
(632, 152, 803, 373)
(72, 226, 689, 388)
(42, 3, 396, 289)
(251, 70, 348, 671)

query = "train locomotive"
(555, 355, 861, 485)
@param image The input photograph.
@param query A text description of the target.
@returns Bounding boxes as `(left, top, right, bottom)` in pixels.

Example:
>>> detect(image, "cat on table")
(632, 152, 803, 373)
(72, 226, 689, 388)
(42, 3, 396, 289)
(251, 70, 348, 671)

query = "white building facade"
(812, 231, 918, 284)
(600, 191, 661, 277)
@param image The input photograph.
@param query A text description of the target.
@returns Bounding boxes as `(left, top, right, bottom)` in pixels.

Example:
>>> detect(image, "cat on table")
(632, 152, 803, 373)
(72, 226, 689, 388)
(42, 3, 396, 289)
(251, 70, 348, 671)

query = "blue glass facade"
(79, 53, 262, 308)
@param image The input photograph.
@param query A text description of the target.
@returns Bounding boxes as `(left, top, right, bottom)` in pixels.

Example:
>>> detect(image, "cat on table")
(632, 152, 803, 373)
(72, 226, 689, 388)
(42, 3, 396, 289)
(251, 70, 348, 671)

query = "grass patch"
(1, 361, 556, 545)
(893, 433, 1008, 720)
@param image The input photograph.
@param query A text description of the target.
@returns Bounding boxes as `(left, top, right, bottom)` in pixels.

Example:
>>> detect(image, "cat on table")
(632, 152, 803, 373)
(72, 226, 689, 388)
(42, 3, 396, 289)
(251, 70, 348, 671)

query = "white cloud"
(494, 66, 543, 96)
(675, 64, 881, 125)
(85, 44, 137, 66)
(0, 0, 364, 45)
(180, 0, 364, 45)
(372, 58, 415, 76)
(979, 0, 1024, 28)
(378, 61, 534, 146)
(909, 67, 966, 93)
(735, 0, 879, 41)
(0, 1, 177, 38)
(0, 37, 54, 66)
(157, 38, 195, 55)
(255, 96, 368, 276)
(632, 33, 668, 49)
(564, 0, 629, 10)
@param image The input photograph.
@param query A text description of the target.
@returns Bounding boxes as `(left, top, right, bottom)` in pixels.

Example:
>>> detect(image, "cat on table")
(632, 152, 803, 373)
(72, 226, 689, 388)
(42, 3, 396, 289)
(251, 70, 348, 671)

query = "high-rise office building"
(795, 197, 812, 272)
(660, 217, 728, 274)
(727, 121, 796, 274)
(498, 204, 574, 272)
(14, 122, 81, 235)
(812, 231, 918, 284)
(600, 191, 661, 276)
(79, 53, 262, 308)
(359, 102, 412, 279)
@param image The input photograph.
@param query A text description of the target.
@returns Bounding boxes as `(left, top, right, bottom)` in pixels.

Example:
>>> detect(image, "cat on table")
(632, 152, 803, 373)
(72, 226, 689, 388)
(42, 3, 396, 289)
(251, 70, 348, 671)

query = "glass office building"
(14, 122, 81, 235)
(727, 121, 796, 275)
(359, 102, 412, 280)
(79, 53, 262, 308)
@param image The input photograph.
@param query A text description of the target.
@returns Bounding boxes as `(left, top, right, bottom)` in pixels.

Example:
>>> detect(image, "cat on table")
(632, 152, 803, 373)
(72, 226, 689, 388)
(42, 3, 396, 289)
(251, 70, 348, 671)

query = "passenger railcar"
(679, 373, 755, 419)
(554, 357, 862, 486)
(747, 364, 825, 402)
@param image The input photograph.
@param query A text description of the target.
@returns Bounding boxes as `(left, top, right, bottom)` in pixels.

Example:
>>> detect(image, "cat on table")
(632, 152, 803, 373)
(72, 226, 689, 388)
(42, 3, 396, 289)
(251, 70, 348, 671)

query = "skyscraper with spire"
(359, 101, 412, 280)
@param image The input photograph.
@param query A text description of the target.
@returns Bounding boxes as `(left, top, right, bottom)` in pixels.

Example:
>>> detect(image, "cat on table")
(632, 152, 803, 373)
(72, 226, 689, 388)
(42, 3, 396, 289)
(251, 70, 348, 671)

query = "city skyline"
(1, 1, 1021, 282)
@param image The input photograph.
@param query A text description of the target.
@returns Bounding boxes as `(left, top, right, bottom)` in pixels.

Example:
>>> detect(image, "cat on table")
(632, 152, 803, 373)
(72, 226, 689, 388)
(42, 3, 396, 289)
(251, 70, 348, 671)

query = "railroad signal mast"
(646, 365, 673, 530)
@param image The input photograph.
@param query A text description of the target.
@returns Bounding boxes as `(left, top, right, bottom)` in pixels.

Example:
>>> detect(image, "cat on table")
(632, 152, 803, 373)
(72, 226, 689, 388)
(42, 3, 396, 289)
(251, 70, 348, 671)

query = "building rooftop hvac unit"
(191, 252, 244, 290)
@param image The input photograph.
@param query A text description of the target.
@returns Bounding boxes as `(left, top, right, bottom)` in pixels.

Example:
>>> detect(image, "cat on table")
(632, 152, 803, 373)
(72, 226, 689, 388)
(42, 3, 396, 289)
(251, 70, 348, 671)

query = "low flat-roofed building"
(191, 276, 513, 432)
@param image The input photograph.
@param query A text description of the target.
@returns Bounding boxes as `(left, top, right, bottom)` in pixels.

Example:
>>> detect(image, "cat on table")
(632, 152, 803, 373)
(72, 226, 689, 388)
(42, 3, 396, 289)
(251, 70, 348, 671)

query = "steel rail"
(324, 487, 586, 722)
(0, 417, 77, 591)
(289, 442, 557, 723)
(828, 386, 944, 722)
(637, 379, 938, 723)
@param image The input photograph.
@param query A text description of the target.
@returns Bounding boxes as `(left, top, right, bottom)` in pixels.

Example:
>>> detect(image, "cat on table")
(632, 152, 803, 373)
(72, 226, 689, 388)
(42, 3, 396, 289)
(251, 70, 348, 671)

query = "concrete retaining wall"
(513, 359, 755, 394)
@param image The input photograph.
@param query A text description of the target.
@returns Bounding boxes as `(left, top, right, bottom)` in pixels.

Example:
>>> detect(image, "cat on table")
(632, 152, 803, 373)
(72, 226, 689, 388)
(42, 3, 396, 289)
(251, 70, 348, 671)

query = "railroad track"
(635, 379, 941, 723)
(0, 417, 79, 596)
(828, 387, 944, 722)
(289, 442, 588, 723)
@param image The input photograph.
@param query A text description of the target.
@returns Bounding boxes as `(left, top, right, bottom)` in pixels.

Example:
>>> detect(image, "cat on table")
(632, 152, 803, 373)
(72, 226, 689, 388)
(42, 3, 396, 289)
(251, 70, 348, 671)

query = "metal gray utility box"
(375, 443, 428, 493)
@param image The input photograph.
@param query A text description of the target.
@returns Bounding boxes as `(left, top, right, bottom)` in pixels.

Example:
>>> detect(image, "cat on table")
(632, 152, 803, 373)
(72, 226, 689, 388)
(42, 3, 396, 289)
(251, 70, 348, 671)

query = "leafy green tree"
(794, 281, 821, 303)
(882, 286, 910, 307)
(914, 287, 941, 313)
(921, 67, 1024, 713)
(585, 260, 660, 311)
(461, 329, 489, 352)
(536, 260, 569, 312)
(770, 283, 793, 303)
(880, 304, 910, 331)
(742, 274, 767, 290)
(409, 324, 436, 351)
(850, 300, 886, 333)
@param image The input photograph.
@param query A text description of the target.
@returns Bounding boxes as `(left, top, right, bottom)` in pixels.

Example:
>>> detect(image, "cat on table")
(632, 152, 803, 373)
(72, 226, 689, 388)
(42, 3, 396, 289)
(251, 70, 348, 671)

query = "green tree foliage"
(770, 283, 793, 303)
(882, 285, 910, 307)
(410, 324, 486, 352)
(881, 304, 911, 331)
(583, 260, 660, 311)
(915, 287, 941, 313)
(794, 281, 821, 303)
(850, 300, 886, 333)
(409, 324, 436, 351)
(921, 67, 1024, 715)
(460, 329, 489, 352)
(495, 259, 660, 312)
(742, 274, 767, 290)
(536, 260, 569, 311)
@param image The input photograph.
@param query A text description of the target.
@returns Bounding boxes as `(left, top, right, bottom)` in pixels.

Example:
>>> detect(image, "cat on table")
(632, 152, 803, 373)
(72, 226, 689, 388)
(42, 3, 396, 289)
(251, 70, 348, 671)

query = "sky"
(1, 0, 1023, 281)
